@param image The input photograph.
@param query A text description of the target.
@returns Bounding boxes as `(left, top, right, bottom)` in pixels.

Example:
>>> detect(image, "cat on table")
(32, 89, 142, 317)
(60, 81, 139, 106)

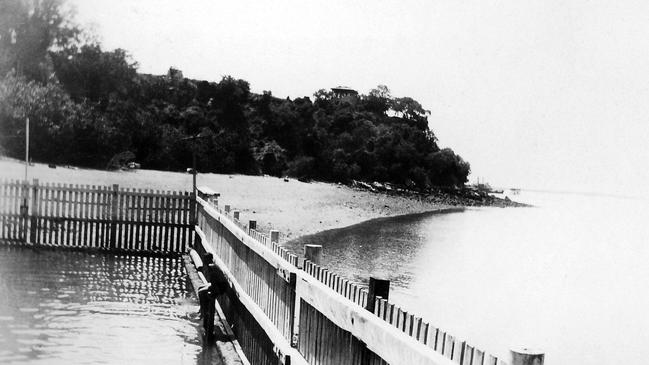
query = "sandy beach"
(0, 158, 501, 241)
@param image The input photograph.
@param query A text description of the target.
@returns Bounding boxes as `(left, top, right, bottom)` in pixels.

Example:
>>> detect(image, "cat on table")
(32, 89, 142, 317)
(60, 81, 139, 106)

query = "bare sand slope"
(1, 159, 452, 241)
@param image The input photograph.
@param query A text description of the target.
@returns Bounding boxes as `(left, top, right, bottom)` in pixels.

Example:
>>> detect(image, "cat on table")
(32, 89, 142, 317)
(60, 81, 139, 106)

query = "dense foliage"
(0, 0, 470, 188)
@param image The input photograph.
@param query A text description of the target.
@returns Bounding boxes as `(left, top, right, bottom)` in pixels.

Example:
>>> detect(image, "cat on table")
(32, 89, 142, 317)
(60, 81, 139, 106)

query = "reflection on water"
(287, 192, 649, 365)
(285, 209, 464, 288)
(0, 247, 218, 365)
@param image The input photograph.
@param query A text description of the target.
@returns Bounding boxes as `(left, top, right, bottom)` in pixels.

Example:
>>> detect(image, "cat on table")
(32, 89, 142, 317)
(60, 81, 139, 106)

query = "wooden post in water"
(109, 184, 119, 250)
(511, 348, 544, 365)
(270, 230, 279, 244)
(366, 277, 390, 313)
(361, 277, 391, 365)
(304, 244, 322, 265)
(29, 179, 39, 245)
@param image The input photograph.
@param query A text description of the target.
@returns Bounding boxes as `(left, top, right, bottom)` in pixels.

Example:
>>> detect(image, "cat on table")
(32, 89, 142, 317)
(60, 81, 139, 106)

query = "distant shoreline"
(0, 158, 526, 242)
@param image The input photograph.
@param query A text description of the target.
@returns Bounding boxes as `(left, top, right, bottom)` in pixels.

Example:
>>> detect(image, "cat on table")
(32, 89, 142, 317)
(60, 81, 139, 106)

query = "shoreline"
(284, 206, 468, 245)
(0, 158, 525, 241)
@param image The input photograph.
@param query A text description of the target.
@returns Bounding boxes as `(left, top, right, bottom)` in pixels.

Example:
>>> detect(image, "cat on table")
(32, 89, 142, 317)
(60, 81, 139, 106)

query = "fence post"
(270, 230, 280, 244)
(510, 348, 544, 365)
(190, 193, 197, 226)
(366, 277, 390, 313)
(361, 277, 391, 365)
(20, 180, 29, 244)
(29, 179, 39, 245)
(304, 244, 322, 265)
(109, 184, 118, 250)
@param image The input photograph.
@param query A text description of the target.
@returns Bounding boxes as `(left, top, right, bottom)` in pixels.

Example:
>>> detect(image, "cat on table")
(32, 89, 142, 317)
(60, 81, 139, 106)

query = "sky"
(71, 0, 649, 196)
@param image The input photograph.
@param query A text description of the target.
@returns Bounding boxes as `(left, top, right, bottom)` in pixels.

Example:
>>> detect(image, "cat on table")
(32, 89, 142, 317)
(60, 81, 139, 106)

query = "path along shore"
(0, 158, 524, 242)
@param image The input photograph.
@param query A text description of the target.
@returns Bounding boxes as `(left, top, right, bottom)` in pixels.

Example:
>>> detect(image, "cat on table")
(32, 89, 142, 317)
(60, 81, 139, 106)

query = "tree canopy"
(0, 0, 470, 189)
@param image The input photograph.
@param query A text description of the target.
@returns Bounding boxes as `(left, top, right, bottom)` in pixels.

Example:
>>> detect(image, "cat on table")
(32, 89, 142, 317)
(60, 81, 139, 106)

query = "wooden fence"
(1, 178, 527, 364)
(195, 196, 478, 365)
(0, 179, 193, 254)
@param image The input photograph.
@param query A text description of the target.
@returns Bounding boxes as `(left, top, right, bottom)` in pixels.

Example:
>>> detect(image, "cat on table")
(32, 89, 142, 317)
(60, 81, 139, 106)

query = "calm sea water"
(0, 248, 219, 365)
(286, 191, 649, 365)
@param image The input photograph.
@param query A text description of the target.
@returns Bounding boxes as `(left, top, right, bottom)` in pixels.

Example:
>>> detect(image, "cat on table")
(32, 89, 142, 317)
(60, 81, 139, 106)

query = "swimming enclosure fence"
(0, 179, 193, 253)
(0, 179, 541, 365)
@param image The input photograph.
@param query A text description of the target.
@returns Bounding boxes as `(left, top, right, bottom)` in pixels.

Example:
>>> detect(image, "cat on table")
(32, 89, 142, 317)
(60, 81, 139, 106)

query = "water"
(286, 191, 649, 365)
(0, 248, 219, 365)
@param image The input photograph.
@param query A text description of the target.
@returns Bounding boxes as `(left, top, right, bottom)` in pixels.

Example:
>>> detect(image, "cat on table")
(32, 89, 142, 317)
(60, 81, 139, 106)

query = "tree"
(51, 44, 138, 104)
(391, 97, 430, 130)
(253, 140, 287, 176)
(428, 148, 471, 186)
(0, 0, 80, 82)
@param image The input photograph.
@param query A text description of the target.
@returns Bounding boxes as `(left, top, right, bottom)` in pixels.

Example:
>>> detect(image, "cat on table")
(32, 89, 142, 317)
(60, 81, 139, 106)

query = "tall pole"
(25, 117, 29, 183)
(22, 117, 30, 244)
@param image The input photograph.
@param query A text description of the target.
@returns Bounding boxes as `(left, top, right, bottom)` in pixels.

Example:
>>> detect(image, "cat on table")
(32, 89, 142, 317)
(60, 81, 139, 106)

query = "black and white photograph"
(1, 1, 648, 364)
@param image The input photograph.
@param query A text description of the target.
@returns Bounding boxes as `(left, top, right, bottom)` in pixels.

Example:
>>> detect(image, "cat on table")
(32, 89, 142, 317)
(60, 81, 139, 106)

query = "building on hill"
(331, 86, 358, 98)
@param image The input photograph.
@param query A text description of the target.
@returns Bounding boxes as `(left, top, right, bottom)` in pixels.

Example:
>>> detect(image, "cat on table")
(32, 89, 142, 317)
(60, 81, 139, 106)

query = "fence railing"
(0, 179, 193, 254)
(303, 256, 506, 365)
(195, 196, 465, 365)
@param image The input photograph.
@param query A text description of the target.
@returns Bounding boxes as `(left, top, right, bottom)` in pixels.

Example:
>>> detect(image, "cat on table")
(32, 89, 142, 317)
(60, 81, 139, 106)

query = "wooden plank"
(148, 191, 154, 250)
(425, 324, 436, 348)
(48, 182, 55, 246)
(462, 344, 474, 365)
(94, 185, 101, 248)
(103, 186, 109, 248)
(63, 184, 69, 246)
(472, 349, 484, 365)
(85, 183, 91, 246)
(1, 182, 6, 240)
(143, 189, 149, 251)
(29, 179, 39, 244)
(0, 182, 5, 240)
(294, 270, 457, 365)
(153, 190, 160, 251)
(82, 184, 88, 247)
(71, 184, 78, 246)
(135, 189, 142, 251)
(57, 185, 63, 246)
(415, 317, 423, 342)
(92, 184, 98, 247)
(109, 184, 118, 250)
(125, 188, 131, 250)
(453, 340, 465, 363)
(163, 194, 169, 252)
(436, 330, 446, 353)
(46, 183, 53, 245)
(485, 354, 498, 365)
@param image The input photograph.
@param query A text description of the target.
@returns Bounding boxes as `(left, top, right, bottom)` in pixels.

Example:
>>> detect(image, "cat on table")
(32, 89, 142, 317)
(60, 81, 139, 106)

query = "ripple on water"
(0, 247, 212, 365)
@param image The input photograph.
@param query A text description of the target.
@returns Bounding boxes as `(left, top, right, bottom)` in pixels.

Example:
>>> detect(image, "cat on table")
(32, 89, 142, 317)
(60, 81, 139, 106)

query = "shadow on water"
(0, 246, 221, 365)
(283, 208, 465, 287)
